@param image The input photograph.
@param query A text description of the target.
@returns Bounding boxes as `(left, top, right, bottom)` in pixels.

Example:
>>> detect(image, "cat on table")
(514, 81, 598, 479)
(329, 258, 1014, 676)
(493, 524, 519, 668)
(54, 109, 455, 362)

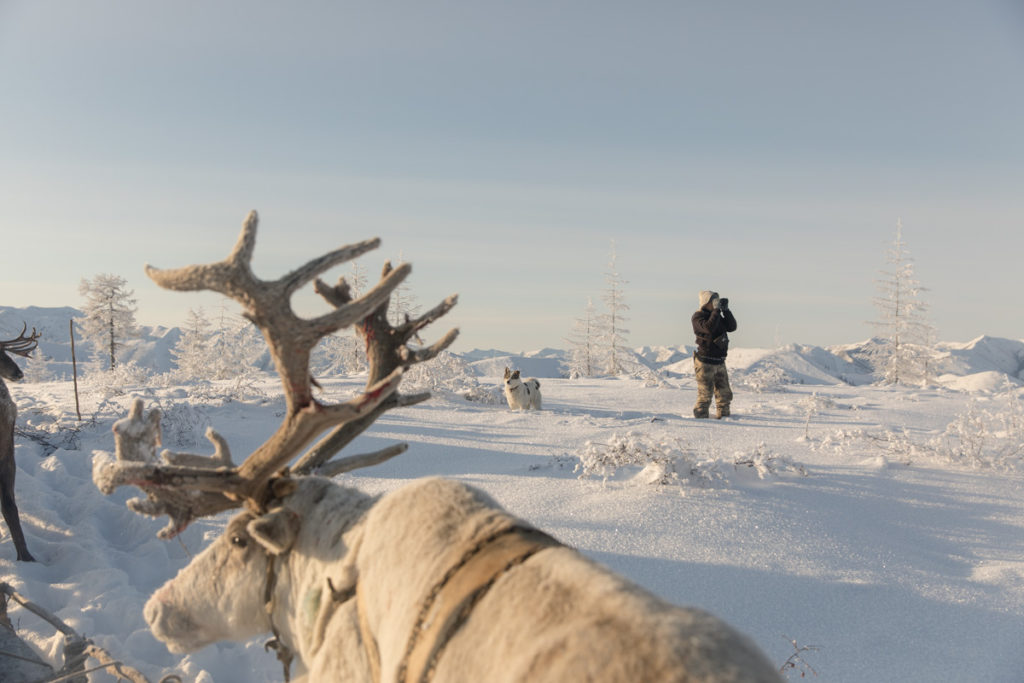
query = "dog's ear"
(512, 370, 521, 379)
(504, 367, 511, 379)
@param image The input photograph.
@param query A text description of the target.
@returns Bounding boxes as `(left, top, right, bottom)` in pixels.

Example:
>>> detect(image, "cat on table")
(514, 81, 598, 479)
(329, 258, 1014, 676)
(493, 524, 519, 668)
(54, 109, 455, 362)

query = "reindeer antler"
(293, 265, 458, 474)
(0, 323, 41, 357)
(93, 210, 458, 538)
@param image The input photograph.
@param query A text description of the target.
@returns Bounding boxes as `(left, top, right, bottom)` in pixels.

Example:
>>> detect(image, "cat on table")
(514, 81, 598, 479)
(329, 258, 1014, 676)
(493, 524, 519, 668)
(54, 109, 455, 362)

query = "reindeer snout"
(144, 593, 203, 654)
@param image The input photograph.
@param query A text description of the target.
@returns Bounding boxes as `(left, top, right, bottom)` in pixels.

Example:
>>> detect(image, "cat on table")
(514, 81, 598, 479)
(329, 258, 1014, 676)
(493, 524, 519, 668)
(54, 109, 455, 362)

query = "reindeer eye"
(230, 534, 249, 549)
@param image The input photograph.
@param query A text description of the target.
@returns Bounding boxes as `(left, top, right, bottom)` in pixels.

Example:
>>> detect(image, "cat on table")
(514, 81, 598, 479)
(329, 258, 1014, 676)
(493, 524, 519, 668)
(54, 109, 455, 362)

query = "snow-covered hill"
(0, 306, 180, 377)
(5, 306, 1022, 390)
(470, 337, 1024, 390)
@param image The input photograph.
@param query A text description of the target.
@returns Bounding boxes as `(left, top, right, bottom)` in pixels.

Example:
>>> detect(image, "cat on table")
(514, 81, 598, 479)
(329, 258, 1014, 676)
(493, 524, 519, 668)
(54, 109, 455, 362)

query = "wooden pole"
(69, 320, 81, 422)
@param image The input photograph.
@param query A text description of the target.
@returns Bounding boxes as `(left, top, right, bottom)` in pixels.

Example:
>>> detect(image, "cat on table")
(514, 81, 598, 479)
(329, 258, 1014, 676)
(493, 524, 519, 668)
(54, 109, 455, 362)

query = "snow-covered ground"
(2, 360, 1023, 682)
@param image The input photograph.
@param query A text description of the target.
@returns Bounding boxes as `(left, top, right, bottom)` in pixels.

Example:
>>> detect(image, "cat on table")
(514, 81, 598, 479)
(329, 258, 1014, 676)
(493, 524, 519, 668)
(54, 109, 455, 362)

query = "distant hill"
(468, 336, 1024, 390)
(0, 306, 180, 378)
(3, 305, 1022, 390)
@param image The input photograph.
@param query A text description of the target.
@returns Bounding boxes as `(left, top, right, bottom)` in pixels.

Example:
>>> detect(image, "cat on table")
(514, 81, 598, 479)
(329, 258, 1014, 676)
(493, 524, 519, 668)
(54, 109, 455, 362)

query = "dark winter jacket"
(692, 301, 737, 364)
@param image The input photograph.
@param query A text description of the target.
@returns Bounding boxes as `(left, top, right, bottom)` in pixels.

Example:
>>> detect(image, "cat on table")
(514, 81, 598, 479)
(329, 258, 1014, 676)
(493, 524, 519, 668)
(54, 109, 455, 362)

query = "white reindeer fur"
(503, 367, 542, 410)
(146, 477, 781, 682)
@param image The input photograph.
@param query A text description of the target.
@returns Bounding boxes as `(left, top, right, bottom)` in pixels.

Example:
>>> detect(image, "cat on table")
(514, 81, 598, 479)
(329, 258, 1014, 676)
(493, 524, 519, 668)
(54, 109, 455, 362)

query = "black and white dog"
(503, 367, 542, 410)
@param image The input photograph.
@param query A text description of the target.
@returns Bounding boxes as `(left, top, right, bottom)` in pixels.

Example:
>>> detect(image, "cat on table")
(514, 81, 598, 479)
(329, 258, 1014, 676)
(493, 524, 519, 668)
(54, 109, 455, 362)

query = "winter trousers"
(693, 357, 732, 418)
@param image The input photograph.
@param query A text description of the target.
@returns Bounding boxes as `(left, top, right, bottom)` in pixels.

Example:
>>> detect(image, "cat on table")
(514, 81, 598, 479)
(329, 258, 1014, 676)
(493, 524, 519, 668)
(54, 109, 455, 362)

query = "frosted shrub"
(576, 432, 691, 485)
(463, 383, 505, 405)
(311, 334, 367, 377)
(739, 363, 789, 393)
(855, 385, 1024, 469)
(733, 442, 809, 479)
(931, 388, 1024, 469)
(182, 375, 268, 403)
(159, 401, 212, 448)
(403, 350, 483, 397)
(83, 361, 152, 398)
(797, 392, 835, 441)
(22, 353, 52, 383)
(578, 433, 808, 488)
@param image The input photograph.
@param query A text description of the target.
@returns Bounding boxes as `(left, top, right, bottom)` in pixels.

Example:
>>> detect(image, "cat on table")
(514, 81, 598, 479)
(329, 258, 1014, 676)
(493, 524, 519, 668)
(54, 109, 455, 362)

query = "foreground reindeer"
(1, 323, 41, 562)
(93, 211, 780, 682)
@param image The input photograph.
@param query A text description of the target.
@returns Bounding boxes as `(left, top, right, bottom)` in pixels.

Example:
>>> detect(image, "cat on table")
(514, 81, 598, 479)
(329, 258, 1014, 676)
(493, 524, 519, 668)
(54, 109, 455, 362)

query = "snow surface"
(2, 360, 1023, 682)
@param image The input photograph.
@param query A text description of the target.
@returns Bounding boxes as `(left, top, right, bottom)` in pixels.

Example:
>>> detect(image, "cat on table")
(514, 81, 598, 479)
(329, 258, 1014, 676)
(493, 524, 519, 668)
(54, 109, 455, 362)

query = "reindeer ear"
(248, 508, 301, 556)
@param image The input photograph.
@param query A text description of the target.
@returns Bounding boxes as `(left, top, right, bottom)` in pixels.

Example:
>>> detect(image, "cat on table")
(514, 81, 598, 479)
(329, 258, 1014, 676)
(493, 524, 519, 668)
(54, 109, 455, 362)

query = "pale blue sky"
(2, 1, 1022, 352)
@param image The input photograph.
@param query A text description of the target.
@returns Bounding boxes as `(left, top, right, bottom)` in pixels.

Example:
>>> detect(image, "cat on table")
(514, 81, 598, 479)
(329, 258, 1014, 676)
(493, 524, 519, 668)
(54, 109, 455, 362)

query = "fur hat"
(699, 290, 719, 309)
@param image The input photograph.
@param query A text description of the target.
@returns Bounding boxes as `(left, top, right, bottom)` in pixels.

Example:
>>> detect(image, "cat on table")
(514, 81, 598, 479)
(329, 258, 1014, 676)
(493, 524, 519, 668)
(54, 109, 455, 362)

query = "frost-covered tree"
(209, 307, 265, 381)
(23, 350, 51, 383)
(388, 253, 421, 327)
(172, 308, 213, 381)
(78, 273, 138, 369)
(347, 260, 369, 298)
(598, 241, 630, 375)
(312, 334, 367, 377)
(566, 297, 599, 378)
(869, 219, 937, 386)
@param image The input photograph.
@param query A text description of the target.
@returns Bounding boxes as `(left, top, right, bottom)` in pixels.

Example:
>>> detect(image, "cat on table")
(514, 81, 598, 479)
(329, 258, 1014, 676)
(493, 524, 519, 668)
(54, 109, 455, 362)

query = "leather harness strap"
(397, 525, 561, 683)
(263, 555, 295, 682)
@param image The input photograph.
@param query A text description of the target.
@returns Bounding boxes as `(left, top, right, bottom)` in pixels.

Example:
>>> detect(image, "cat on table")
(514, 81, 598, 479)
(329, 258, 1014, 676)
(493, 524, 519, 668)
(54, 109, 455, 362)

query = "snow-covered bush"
(311, 334, 368, 377)
(463, 383, 505, 405)
(178, 375, 269, 403)
(930, 387, 1024, 469)
(403, 350, 483, 397)
(733, 441, 809, 479)
(796, 392, 835, 441)
(82, 360, 152, 398)
(158, 401, 212, 448)
(842, 384, 1024, 470)
(738, 363, 789, 393)
(22, 352, 52, 383)
(576, 432, 702, 486)
(576, 433, 807, 489)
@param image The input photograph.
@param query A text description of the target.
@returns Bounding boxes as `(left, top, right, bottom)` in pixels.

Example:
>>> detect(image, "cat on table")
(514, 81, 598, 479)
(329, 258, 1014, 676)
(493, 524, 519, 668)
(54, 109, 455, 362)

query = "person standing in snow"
(691, 290, 737, 419)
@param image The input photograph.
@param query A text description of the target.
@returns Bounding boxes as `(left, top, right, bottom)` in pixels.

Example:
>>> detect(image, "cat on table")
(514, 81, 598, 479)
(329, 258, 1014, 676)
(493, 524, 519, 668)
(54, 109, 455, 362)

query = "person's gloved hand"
(719, 297, 729, 311)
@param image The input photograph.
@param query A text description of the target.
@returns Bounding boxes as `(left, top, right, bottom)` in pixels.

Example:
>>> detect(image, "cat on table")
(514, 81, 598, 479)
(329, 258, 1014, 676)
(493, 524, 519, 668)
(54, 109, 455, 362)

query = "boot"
(693, 407, 709, 419)
(716, 405, 730, 419)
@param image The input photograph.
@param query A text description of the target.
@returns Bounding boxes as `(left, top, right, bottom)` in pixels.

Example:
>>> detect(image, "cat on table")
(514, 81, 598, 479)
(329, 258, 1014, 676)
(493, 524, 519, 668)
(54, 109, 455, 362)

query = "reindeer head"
(0, 323, 40, 382)
(93, 210, 457, 656)
(144, 475, 371, 653)
(145, 510, 275, 652)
